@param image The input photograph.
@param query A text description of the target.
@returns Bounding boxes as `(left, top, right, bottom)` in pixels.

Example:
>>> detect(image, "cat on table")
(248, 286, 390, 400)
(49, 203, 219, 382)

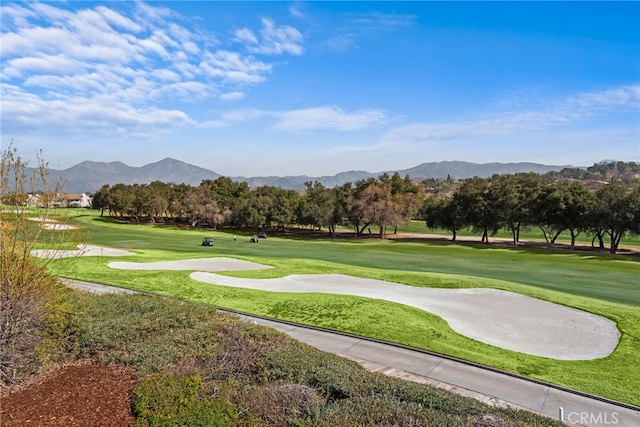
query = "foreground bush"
(0, 256, 71, 385)
(132, 373, 239, 427)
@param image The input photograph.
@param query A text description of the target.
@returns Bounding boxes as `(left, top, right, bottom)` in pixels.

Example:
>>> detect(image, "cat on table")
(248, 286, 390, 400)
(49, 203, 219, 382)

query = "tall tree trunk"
(610, 229, 623, 254)
(569, 229, 579, 250)
(539, 226, 550, 244)
(511, 225, 518, 245)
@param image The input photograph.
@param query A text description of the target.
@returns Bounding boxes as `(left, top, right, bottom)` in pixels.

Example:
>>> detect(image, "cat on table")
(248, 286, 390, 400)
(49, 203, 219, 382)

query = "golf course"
(36, 210, 640, 406)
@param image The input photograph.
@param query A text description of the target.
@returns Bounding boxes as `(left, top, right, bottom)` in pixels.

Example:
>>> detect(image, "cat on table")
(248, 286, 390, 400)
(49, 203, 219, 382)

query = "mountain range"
(42, 158, 571, 193)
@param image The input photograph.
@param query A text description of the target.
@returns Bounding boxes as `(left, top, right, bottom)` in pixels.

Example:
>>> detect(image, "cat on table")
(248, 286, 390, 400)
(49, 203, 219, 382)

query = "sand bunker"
(109, 258, 271, 272)
(28, 217, 57, 223)
(28, 217, 78, 230)
(190, 272, 619, 360)
(31, 244, 134, 259)
(42, 223, 77, 230)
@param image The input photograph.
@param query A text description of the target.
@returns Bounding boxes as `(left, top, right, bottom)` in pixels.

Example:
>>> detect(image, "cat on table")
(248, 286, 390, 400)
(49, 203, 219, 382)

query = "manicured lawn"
(41, 210, 640, 405)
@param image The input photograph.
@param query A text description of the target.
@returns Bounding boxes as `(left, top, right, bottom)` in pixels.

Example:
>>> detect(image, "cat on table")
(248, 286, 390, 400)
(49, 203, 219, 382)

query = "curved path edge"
(59, 278, 640, 427)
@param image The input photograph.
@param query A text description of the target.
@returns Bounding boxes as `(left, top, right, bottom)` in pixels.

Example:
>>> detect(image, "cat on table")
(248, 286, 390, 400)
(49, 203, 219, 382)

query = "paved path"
(235, 313, 639, 427)
(60, 279, 640, 427)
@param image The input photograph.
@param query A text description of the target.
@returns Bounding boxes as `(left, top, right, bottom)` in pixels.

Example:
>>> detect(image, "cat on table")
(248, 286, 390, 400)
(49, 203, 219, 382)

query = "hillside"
(37, 158, 570, 193)
(46, 158, 221, 193)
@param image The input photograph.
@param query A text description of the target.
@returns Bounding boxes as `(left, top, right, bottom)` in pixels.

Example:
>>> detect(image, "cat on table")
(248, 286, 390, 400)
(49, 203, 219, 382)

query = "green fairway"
(41, 210, 640, 405)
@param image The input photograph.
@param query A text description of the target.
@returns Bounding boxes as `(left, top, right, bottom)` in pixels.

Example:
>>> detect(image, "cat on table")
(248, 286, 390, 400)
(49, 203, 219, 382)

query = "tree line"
(92, 173, 422, 239)
(90, 166, 640, 254)
(424, 173, 640, 254)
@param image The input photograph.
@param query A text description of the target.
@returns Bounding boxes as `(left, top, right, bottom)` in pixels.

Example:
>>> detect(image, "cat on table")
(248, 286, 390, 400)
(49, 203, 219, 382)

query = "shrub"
(69, 294, 226, 375)
(132, 372, 240, 427)
(0, 259, 69, 385)
(310, 396, 464, 426)
(245, 383, 324, 425)
(0, 145, 73, 386)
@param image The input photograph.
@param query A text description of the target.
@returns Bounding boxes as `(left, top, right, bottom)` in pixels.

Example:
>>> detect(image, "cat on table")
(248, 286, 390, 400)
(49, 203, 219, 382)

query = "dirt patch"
(0, 360, 136, 426)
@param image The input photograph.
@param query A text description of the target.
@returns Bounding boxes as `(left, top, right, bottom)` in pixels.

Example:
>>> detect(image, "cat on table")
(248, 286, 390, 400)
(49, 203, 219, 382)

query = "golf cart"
(258, 231, 267, 239)
(202, 237, 215, 246)
(250, 235, 259, 243)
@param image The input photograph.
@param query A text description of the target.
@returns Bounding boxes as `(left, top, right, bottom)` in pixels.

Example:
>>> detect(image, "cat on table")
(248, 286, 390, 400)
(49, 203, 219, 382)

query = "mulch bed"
(0, 360, 137, 426)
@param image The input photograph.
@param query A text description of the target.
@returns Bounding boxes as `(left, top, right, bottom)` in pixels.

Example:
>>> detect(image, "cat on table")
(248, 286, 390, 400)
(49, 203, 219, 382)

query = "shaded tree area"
(423, 173, 640, 254)
(91, 173, 423, 238)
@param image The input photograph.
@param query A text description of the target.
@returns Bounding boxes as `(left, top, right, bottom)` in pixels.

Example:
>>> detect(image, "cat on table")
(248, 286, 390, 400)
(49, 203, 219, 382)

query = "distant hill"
(396, 161, 567, 179)
(45, 158, 221, 193)
(35, 158, 571, 193)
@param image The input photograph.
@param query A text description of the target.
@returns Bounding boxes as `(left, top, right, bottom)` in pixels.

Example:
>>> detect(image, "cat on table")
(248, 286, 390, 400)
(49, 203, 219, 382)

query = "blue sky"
(1, 1, 639, 176)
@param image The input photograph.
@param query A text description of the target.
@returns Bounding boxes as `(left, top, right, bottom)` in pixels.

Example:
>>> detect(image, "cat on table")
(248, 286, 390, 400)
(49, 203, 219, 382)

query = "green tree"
(454, 177, 497, 243)
(423, 196, 463, 241)
(303, 181, 338, 235)
(595, 180, 635, 254)
(347, 178, 376, 235)
(91, 184, 110, 216)
(556, 181, 594, 249)
(390, 173, 423, 234)
(532, 184, 567, 245)
(107, 183, 135, 218)
(268, 187, 300, 232)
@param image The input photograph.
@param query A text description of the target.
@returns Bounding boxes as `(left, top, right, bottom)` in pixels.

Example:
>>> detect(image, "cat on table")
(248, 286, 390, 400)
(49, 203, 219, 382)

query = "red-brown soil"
(0, 360, 136, 427)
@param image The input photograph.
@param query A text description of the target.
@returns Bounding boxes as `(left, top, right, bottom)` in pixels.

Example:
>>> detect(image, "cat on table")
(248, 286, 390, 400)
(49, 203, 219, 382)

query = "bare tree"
(0, 144, 75, 386)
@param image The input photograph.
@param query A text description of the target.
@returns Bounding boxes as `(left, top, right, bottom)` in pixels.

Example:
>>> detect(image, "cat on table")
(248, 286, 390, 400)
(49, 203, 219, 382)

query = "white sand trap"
(28, 217, 57, 223)
(42, 223, 78, 230)
(109, 258, 271, 272)
(190, 272, 619, 360)
(31, 244, 134, 259)
(28, 217, 78, 230)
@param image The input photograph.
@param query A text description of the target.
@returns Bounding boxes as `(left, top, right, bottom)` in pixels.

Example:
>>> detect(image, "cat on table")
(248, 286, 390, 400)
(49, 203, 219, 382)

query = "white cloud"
(234, 28, 258, 44)
(382, 84, 640, 144)
(236, 18, 303, 56)
(94, 5, 142, 32)
(1, 83, 192, 136)
(273, 106, 387, 132)
(324, 34, 357, 54)
(199, 50, 272, 83)
(219, 91, 245, 101)
(289, 3, 306, 18)
(349, 11, 417, 31)
(152, 68, 182, 82)
(565, 84, 640, 112)
(29, 2, 73, 23)
(2, 54, 84, 79)
(0, 2, 300, 141)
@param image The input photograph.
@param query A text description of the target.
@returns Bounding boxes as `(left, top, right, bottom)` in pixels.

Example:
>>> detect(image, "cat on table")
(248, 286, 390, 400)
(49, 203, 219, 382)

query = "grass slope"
(41, 211, 640, 405)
